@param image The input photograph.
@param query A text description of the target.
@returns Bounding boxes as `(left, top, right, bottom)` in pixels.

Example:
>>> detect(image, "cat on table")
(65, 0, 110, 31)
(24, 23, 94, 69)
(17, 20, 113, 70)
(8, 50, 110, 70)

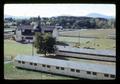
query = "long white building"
(55, 45, 116, 62)
(14, 55, 116, 80)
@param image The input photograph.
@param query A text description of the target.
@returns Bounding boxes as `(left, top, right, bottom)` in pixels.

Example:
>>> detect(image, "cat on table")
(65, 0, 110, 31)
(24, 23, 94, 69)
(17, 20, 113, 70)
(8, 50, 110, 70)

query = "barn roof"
(17, 25, 34, 29)
(15, 55, 115, 75)
(56, 45, 116, 57)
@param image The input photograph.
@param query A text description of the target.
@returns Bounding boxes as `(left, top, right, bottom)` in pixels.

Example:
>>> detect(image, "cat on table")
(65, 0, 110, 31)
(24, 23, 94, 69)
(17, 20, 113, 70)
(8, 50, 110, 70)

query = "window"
(104, 74, 109, 77)
(22, 61, 25, 64)
(61, 67, 64, 70)
(42, 64, 46, 67)
(87, 71, 91, 74)
(47, 65, 50, 68)
(71, 69, 75, 72)
(76, 69, 80, 73)
(93, 72, 97, 75)
(18, 61, 21, 63)
(30, 62, 33, 65)
(34, 63, 37, 66)
(56, 67, 59, 69)
(110, 75, 115, 78)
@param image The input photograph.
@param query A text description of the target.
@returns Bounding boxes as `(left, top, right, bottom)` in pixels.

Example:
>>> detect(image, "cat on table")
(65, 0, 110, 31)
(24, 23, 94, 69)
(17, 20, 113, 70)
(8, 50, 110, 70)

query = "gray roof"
(42, 26, 55, 31)
(15, 55, 115, 75)
(18, 25, 33, 29)
(4, 29, 14, 32)
(56, 45, 116, 57)
(34, 25, 55, 30)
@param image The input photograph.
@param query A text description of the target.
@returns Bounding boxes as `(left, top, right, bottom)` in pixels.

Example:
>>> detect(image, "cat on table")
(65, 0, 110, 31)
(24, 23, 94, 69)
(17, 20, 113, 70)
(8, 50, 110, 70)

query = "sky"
(4, 4, 116, 17)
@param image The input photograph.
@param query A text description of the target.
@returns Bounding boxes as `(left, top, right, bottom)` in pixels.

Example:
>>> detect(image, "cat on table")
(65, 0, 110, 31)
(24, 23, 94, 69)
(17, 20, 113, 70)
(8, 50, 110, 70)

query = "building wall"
(15, 29, 22, 41)
(52, 28, 59, 39)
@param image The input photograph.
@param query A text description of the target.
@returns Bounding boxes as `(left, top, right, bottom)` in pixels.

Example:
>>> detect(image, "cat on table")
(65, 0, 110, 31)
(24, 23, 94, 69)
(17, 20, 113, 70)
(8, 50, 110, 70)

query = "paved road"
(4, 61, 13, 64)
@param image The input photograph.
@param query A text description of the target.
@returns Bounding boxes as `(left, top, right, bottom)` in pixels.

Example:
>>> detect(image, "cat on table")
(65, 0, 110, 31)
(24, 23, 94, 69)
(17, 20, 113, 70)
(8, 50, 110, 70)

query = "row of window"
(71, 69, 80, 73)
(18, 61, 37, 66)
(42, 64, 51, 68)
(17, 60, 115, 78)
(104, 74, 115, 78)
(87, 71, 97, 75)
(18, 61, 25, 64)
(56, 66, 64, 70)
(86, 71, 115, 78)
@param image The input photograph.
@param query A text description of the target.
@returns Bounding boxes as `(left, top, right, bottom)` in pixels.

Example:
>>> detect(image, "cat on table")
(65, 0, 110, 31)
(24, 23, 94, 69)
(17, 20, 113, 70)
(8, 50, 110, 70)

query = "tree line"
(5, 16, 115, 29)
(50, 16, 115, 29)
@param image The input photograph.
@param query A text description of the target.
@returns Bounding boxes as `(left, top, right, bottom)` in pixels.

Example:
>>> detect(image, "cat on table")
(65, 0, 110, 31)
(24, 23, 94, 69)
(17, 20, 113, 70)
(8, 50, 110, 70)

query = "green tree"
(44, 33, 56, 54)
(34, 32, 44, 54)
(34, 32, 56, 56)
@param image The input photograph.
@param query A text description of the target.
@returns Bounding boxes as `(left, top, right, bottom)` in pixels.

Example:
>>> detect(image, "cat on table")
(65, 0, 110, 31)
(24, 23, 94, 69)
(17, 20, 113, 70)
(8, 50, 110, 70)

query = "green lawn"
(58, 37, 115, 50)
(59, 29, 115, 38)
(4, 63, 77, 80)
(58, 29, 116, 50)
(4, 40, 37, 61)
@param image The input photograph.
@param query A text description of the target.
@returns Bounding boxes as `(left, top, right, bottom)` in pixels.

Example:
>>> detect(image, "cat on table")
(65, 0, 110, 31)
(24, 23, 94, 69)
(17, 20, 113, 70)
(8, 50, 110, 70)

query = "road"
(4, 60, 13, 64)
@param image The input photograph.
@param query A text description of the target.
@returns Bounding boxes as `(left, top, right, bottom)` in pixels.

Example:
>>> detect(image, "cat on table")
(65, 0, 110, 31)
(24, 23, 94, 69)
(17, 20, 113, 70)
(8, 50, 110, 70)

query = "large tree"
(34, 32, 43, 53)
(34, 32, 56, 56)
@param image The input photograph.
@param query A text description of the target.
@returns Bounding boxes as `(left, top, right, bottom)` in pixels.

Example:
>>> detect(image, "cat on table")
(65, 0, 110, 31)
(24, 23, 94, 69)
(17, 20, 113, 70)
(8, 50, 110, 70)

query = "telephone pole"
(79, 29, 80, 47)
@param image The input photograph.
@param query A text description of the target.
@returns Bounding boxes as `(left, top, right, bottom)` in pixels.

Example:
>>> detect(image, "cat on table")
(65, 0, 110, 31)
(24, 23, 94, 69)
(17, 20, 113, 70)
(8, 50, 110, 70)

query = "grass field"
(58, 37, 115, 50)
(58, 29, 116, 50)
(4, 63, 77, 80)
(4, 40, 37, 61)
(59, 29, 116, 38)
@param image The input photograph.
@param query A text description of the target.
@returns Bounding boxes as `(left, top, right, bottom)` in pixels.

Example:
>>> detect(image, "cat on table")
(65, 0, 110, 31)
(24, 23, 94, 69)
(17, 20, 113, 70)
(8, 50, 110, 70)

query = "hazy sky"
(4, 4, 116, 17)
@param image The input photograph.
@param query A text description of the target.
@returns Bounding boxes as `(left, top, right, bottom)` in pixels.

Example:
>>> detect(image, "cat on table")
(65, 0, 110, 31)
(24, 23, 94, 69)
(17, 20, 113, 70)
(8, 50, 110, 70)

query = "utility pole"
(79, 29, 80, 47)
(32, 16, 41, 56)
(32, 32, 35, 56)
(32, 41, 33, 56)
(32, 39, 34, 56)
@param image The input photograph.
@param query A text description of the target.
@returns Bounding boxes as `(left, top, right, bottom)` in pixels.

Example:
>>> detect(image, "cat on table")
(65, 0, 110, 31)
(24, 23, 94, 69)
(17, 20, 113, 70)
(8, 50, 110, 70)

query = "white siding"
(52, 28, 59, 39)
(15, 30, 22, 41)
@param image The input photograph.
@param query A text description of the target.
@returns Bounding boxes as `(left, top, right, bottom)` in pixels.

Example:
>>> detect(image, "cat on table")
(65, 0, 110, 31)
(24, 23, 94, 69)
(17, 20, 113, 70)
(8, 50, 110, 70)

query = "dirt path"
(4, 61, 13, 64)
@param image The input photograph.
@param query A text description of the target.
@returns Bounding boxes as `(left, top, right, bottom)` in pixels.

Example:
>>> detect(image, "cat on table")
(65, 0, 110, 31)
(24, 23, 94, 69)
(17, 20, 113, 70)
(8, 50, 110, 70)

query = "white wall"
(15, 29, 22, 41)
(52, 28, 59, 39)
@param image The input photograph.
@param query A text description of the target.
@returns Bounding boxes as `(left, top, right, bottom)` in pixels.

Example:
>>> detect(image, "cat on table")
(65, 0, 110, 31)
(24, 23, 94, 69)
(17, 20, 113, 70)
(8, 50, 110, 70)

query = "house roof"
(55, 45, 116, 57)
(15, 55, 115, 75)
(42, 26, 56, 31)
(33, 25, 58, 31)
(17, 25, 34, 29)
(17, 24, 62, 31)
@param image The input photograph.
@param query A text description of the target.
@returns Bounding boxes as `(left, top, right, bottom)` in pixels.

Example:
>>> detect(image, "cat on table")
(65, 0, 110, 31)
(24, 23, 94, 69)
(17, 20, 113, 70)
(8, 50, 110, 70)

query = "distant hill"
(4, 14, 30, 19)
(4, 14, 13, 18)
(87, 13, 114, 19)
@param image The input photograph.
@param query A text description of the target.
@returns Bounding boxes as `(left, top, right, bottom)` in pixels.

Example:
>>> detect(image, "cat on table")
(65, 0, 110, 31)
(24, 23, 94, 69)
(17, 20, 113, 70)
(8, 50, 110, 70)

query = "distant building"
(52, 28, 59, 39)
(15, 16, 63, 43)
(15, 25, 34, 43)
